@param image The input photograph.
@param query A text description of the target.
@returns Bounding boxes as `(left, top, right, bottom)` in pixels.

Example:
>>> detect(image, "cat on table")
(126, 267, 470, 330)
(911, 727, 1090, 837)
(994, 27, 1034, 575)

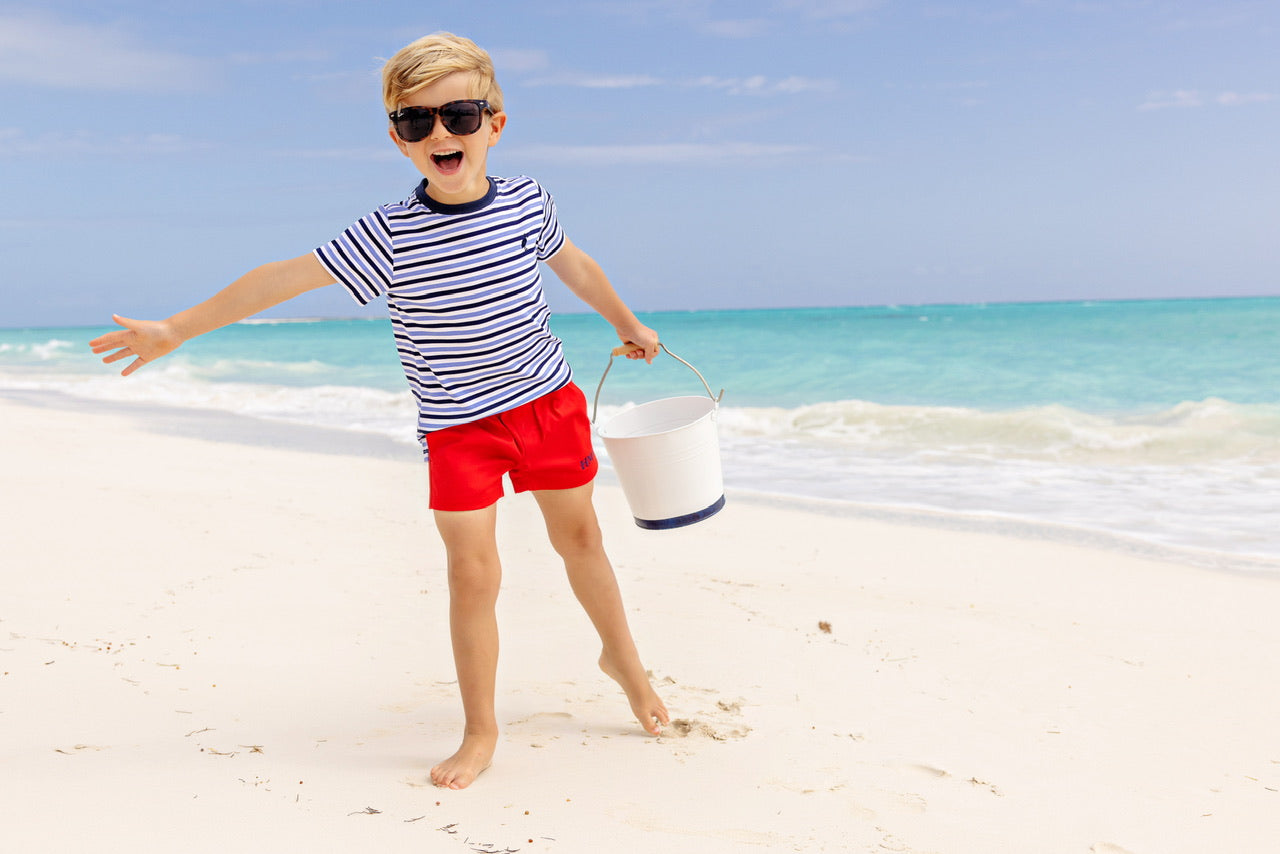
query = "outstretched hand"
(89, 314, 182, 376)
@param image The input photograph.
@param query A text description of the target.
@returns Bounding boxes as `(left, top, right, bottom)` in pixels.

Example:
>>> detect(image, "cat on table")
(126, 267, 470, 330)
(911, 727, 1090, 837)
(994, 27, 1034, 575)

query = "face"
(389, 72, 506, 206)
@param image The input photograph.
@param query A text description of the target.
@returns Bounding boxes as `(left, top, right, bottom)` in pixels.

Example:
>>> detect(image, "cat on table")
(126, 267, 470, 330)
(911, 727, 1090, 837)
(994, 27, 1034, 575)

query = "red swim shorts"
(422, 382, 599, 512)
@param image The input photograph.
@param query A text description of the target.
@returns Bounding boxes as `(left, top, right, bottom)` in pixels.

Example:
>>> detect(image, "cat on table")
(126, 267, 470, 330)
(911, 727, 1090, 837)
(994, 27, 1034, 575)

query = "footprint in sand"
(664, 718, 751, 741)
(652, 675, 751, 742)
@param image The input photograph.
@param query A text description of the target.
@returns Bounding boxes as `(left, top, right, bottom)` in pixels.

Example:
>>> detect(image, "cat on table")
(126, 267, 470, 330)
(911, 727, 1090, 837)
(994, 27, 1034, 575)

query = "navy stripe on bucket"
(633, 494, 726, 530)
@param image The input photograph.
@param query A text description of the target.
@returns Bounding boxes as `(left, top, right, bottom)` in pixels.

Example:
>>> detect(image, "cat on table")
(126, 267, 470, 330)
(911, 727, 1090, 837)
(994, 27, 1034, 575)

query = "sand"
(3, 393, 1280, 853)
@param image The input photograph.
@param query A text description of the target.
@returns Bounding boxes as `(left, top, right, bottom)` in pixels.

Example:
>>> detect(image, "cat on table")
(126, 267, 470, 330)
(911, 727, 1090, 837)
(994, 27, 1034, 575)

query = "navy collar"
(414, 177, 497, 214)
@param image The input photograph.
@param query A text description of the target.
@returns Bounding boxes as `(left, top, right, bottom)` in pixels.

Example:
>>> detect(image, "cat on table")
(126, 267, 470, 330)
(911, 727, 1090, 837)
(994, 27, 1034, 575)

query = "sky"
(1, 0, 1277, 328)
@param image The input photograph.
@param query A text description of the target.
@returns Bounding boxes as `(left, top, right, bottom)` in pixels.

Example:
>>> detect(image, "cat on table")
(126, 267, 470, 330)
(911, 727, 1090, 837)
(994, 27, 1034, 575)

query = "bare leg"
(533, 482, 670, 735)
(430, 504, 502, 789)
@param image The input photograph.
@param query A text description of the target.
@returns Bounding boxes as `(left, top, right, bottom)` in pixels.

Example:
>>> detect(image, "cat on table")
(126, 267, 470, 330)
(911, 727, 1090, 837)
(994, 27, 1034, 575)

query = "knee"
(549, 519, 604, 561)
(447, 554, 501, 603)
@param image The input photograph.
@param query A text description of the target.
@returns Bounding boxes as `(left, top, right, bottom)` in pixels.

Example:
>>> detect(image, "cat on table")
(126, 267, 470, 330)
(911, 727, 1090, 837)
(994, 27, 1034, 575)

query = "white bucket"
(593, 345, 725, 530)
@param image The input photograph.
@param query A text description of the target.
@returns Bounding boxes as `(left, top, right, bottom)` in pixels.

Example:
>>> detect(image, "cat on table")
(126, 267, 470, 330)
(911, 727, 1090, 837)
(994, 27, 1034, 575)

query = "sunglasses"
(389, 99, 491, 142)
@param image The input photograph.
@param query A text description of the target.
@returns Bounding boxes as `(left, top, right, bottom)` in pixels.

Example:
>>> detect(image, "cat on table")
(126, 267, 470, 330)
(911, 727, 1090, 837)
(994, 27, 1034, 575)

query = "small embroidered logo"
(579, 452, 596, 470)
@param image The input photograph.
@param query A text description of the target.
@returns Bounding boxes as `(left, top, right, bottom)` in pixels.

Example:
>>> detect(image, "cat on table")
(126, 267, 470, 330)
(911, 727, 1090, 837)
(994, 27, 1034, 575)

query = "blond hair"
(381, 32, 504, 113)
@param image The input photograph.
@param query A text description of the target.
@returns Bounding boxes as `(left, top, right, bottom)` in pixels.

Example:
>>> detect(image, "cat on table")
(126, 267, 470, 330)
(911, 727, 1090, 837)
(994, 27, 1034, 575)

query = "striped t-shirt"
(314, 175, 571, 438)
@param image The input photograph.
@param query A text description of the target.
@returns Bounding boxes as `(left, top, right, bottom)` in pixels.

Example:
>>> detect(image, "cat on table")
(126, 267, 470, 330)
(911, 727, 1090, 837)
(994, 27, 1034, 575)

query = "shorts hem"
(510, 465, 597, 495)
(429, 486, 505, 513)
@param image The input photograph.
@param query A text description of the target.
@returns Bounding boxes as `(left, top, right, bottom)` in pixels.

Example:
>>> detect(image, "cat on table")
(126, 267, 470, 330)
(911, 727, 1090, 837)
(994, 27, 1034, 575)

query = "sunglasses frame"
(388, 99, 492, 143)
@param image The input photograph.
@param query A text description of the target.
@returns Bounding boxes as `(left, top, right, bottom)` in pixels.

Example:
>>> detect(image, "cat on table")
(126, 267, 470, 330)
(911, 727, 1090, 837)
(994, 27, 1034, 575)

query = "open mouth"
(431, 150, 464, 174)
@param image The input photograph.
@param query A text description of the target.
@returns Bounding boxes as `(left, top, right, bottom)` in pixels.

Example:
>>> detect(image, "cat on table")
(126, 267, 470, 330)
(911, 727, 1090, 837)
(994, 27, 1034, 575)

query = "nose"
(427, 112, 451, 139)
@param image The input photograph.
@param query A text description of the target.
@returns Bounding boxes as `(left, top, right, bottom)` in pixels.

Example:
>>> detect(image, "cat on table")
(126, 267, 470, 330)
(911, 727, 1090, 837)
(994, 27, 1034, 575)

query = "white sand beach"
(3, 394, 1280, 853)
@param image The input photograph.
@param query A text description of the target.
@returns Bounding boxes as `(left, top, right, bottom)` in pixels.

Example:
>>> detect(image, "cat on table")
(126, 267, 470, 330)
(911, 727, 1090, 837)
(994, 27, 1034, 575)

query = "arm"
(90, 252, 337, 376)
(544, 238, 659, 363)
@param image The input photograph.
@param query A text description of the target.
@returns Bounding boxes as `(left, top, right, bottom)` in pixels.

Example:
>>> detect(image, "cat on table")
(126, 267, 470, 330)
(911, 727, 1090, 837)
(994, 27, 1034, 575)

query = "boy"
(90, 32, 669, 791)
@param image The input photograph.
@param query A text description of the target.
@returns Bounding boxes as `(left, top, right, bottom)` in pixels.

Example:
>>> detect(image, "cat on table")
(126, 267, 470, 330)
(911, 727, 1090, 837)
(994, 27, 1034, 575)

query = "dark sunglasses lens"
(395, 110, 433, 142)
(441, 102, 483, 135)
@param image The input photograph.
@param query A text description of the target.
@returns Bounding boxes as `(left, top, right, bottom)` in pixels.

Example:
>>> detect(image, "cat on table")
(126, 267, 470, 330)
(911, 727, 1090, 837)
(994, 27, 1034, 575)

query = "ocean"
(3, 297, 1278, 570)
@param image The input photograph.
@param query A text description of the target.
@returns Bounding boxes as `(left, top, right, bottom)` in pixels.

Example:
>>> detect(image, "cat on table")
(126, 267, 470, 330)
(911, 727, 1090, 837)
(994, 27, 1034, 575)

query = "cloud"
(1139, 89, 1276, 110)
(508, 141, 817, 166)
(524, 72, 664, 89)
(1217, 91, 1275, 106)
(691, 75, 838, 96)
(0, 10, 212, 91)
(0, 127, 209, 158)
(524, 70, 836, 97)
(1138, 90, 1203, 111)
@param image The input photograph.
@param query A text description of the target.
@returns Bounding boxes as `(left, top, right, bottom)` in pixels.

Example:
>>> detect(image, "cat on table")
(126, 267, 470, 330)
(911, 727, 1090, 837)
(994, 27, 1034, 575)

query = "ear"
(388, 124, 410, 157)
(486, 111, 507, 149)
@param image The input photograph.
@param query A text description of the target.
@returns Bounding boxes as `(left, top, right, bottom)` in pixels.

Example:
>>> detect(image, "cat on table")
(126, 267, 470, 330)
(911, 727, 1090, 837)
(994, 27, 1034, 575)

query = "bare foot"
(430, 731, 497, 790)
(599, 651, 670, 735)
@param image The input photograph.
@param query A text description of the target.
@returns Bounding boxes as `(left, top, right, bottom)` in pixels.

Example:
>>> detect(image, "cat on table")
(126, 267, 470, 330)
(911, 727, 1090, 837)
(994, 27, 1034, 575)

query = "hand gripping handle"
(591, 342, 723, 424)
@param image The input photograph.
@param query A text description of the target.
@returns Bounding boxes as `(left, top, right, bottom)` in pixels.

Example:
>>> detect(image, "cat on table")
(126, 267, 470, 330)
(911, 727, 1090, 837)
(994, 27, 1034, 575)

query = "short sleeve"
(314, 210, 395, 306)
(535, 186, 566, 261)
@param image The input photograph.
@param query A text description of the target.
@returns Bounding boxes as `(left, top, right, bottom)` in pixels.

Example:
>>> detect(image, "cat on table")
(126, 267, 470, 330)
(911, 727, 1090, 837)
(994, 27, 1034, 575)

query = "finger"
(89, 333, 128, 353)
(91, 315, 139, 347)
(100, 348, 130, 364)
(121, 357, 145, 377)
(631, 340, 659, 363)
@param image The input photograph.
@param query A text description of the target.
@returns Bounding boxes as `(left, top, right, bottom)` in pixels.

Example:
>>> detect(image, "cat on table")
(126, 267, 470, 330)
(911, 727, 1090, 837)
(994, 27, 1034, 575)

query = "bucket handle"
(591, 342, 724, 424)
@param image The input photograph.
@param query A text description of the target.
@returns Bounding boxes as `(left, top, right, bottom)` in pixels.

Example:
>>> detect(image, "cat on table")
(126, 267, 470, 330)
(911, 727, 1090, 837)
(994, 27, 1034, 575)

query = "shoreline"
(6, 392, 1280, 852)
(8, 387, 1277, 577)
(728, 487, 1280, 578)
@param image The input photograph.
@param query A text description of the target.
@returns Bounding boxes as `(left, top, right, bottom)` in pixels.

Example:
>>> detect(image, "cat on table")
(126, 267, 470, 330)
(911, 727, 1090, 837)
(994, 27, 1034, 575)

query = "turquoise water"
(3, 297, 1278, 565)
